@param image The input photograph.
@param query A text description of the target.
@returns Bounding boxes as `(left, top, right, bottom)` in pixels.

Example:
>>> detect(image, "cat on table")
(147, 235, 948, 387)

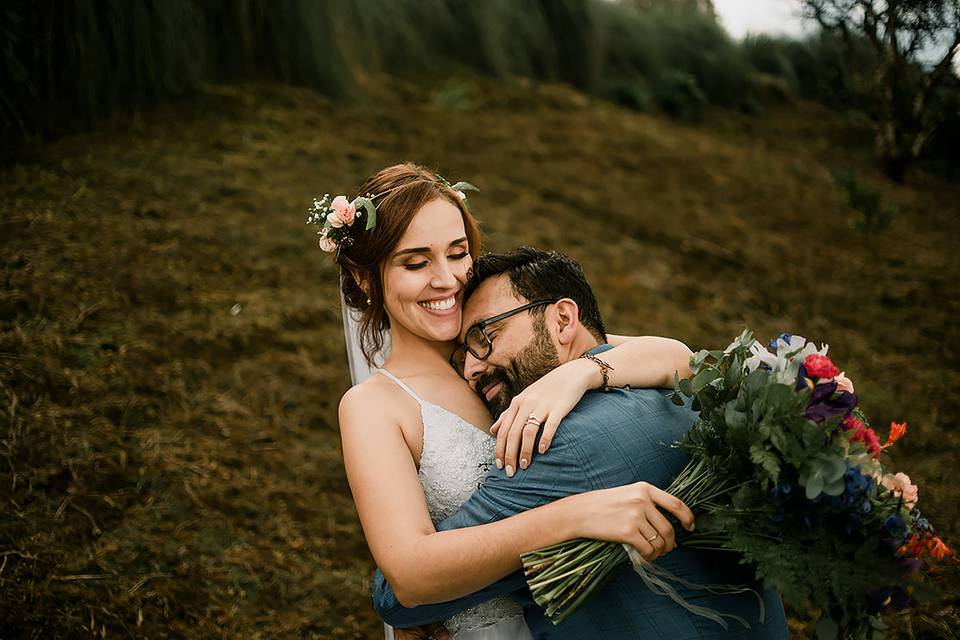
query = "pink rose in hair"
(318, 234, 338, 253)
(833, 371, 855, 394)
(881, 472, 919, 509)
(330, 195, 356, 226)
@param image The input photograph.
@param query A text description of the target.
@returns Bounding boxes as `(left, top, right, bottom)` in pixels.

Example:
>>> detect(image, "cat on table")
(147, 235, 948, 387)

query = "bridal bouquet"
(522, 330, 953, 637)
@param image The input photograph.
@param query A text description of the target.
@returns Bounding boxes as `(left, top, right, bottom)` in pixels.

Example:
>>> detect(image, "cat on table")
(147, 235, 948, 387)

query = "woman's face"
(381, 198, 473, 345)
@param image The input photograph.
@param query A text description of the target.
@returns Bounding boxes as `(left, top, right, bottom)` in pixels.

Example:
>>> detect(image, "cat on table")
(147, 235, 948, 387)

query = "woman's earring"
(366, 297, 371, 305)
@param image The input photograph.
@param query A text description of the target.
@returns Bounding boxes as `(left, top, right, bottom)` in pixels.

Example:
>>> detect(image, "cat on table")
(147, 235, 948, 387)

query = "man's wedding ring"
(646, 533, 661, 543)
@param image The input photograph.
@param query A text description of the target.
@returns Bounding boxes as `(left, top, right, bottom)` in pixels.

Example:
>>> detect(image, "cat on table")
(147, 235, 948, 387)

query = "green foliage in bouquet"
(524, 329, 953, 639)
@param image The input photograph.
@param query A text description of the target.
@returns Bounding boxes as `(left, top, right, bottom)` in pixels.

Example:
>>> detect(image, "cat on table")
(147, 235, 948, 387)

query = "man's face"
(459, 275, 560, 417)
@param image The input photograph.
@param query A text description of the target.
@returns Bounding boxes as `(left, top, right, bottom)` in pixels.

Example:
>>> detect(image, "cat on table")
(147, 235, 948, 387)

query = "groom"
(374, 247, 788, 639)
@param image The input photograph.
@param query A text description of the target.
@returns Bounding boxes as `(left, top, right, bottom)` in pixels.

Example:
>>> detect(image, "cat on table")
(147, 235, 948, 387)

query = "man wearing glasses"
(374, 247, 788, 639)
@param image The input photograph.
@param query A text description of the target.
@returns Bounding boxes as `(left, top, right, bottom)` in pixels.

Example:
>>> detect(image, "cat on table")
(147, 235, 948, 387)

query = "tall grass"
(2, 2, 954, 162)
(1, 0, 765, 154)
(1, 0, 350, 153)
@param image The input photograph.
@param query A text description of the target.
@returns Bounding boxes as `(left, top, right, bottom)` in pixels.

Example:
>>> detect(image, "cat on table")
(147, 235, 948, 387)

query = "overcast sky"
(713, 0, 814, 39)
(712, 0, 956, 68)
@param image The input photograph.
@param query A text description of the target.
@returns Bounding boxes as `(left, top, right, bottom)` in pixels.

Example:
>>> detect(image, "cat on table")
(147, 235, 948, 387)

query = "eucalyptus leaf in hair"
(354, 196, 377, 231)
(450, 181, 479, 194)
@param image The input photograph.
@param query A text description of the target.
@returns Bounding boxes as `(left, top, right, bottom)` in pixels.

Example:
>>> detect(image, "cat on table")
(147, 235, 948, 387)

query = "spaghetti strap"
(378, 369, 424, 405)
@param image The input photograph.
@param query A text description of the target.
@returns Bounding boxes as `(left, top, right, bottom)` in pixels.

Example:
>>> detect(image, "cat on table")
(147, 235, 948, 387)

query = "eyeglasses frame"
(450, 298, 559, 377)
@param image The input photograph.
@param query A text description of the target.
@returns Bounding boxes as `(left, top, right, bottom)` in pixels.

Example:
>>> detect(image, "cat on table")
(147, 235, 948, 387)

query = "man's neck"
(560, 332, 603, 365)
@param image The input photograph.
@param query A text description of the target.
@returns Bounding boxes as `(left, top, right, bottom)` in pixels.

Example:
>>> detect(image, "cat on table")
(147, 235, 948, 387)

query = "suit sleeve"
(373, 427, 594, 627)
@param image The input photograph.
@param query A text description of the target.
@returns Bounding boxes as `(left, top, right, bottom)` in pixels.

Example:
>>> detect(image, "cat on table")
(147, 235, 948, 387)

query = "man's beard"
(475, 316, 560, 418)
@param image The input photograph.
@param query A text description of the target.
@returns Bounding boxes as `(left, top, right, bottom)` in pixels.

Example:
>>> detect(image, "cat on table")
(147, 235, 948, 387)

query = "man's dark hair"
(464, 247, 607, 342)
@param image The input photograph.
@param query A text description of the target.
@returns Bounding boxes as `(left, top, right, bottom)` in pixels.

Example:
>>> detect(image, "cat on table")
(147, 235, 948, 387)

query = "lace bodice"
(379, 371, 528, 638)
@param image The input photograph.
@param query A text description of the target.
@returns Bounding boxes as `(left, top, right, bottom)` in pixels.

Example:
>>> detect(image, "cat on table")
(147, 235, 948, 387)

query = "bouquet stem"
(522, 455, 740, 624)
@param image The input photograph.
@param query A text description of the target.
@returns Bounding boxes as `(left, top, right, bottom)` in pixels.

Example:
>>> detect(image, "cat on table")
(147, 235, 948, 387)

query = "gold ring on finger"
(646, 533, 661, 543)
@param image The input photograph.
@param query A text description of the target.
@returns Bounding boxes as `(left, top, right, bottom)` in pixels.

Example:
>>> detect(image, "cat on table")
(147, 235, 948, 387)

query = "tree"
(801, 0, 960, 181)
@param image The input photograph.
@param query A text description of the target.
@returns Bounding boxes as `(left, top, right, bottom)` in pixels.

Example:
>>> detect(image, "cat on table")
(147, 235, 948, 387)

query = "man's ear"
(553, 298, 581, 346)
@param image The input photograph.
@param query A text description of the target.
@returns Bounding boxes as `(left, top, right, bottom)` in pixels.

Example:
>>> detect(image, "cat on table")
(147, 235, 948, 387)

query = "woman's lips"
(417, 294, 459, 316)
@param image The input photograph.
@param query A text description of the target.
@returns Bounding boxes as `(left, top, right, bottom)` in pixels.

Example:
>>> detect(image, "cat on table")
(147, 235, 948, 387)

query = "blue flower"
(884, 513, 908, 541)
(844, 513, 863, 534)
(769, 332, 793, 351)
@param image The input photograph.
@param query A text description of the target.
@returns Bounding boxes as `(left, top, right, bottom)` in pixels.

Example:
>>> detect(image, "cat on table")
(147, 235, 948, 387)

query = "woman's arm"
(340, 383, 692, 607)
(604, 334, 693, 388)
(491, 336, 692, 476)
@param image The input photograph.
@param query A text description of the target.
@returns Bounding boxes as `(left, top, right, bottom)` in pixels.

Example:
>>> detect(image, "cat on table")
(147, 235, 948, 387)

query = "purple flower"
(804, 381, 858, 423)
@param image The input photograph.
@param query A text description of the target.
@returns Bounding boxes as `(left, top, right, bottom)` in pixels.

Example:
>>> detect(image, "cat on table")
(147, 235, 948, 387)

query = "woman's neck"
(384, 324, 455, 377)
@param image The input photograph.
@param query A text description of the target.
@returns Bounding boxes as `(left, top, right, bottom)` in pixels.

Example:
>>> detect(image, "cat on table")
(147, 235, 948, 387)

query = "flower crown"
(306, 175, 479, 253)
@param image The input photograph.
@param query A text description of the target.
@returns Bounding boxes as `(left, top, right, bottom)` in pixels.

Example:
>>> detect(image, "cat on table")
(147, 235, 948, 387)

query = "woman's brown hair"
(336, 163, 482, 365)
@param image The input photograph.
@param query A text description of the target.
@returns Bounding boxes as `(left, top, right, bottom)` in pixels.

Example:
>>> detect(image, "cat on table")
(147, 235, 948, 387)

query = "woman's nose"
(430, 260, 457, 290)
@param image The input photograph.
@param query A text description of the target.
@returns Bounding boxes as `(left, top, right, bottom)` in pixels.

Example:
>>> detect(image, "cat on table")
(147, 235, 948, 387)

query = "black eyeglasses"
(450, 299, 558, 378)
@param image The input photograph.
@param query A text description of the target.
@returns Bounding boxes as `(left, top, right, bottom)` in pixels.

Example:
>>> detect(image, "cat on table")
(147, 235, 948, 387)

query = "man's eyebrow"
(392, 236, 467, 258)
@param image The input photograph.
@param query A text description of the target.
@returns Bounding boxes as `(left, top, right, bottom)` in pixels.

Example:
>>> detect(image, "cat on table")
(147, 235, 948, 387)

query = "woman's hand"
(491, 337, 692, 478)
(489, 358, 597, 476)
(570, 482, 696, 561)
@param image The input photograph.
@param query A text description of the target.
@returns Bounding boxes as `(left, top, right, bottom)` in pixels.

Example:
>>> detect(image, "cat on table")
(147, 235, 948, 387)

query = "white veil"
(340, 290, 390, 385)
(339, 290, 394, 639)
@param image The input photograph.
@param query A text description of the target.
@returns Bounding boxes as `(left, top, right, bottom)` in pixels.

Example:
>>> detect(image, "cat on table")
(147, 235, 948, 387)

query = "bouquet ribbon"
(622, 544, 765, 630)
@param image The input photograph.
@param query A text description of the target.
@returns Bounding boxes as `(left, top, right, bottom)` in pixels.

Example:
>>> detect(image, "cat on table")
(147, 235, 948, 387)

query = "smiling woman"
(382, 200, 473, 346)
(326, 162, 698, 639)
(332, 164, 482, 364)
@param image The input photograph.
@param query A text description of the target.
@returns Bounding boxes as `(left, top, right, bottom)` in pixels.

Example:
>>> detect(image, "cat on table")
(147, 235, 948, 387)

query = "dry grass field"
(1, 78, 957, 638)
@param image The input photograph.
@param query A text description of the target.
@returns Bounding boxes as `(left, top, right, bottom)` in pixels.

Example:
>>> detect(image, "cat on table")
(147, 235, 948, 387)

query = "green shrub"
(743, 35, 799, 89)
(598, 79, 654, 112)
(834, 170, 897, 236)
(653, 70, 706, 121)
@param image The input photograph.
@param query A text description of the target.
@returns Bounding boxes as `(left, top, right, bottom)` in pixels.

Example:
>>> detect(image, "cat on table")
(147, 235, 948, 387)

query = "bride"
(322, 163, 695, 639)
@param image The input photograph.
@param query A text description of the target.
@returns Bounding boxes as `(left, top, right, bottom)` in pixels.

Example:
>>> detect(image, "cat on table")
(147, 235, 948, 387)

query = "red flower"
(862, 428, 882, 457)
(883, 421, 907, 449)
(929, 537, 953, 561)
(842, 416, 865, 432)
(899, 535, 954, 563)
(804, 354, 840, 379)
(844, 418, 882, 457)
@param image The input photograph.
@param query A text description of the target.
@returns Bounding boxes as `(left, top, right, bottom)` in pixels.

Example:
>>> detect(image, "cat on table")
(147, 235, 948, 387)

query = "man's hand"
(394, 622, 451, 640)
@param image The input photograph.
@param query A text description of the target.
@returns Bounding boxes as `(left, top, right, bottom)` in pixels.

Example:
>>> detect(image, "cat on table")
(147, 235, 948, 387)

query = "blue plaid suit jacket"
(373, 346, 788, 639)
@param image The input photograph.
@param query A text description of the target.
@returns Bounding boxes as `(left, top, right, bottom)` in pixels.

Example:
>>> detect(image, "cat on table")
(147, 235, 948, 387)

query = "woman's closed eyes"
(403, 252, 470, 271)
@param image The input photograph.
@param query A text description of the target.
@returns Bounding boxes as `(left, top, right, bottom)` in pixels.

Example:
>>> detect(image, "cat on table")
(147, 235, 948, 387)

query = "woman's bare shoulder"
(338, 374, 416, 431)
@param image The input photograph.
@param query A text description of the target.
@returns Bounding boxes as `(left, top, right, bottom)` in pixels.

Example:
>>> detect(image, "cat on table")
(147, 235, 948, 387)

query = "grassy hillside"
(1, 78, 957, 638)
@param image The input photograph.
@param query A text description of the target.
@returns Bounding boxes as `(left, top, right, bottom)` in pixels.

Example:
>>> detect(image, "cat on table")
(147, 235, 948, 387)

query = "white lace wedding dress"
(377, 370, 533, 640)
(341, 296, 532, 640)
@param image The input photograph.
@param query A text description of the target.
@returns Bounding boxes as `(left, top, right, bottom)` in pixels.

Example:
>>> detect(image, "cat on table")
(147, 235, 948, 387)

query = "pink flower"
(804, 353, 840, 379)
(330, 195, 356, 226)
(881, 472, 919, 509)
(318, 234, 338, 253)
(833, 371, 855, 394)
